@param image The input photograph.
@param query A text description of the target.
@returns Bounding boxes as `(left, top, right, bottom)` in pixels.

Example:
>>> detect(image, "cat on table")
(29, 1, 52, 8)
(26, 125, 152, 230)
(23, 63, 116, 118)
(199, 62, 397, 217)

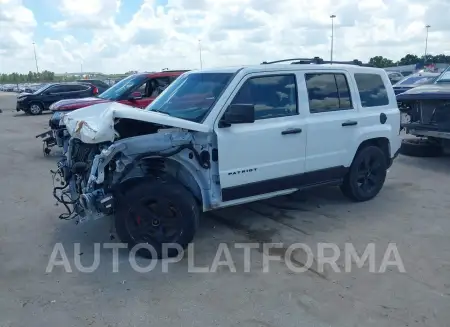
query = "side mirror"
(129, 91, 143, 101)
(219, 104, 255, 127)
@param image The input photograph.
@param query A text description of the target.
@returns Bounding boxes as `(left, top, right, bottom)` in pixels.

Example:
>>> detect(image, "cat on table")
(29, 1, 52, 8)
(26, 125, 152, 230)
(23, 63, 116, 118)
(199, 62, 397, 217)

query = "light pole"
(198, 39, 203, 70)
(330, 15, 336, 63)
(424, 25, 431, 64)
(32, 42, 39, 74)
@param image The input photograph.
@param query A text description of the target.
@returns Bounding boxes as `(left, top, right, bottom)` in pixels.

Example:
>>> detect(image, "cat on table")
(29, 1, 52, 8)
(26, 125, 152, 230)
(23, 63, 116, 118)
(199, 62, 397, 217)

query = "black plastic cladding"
(261, 57, 373, 67)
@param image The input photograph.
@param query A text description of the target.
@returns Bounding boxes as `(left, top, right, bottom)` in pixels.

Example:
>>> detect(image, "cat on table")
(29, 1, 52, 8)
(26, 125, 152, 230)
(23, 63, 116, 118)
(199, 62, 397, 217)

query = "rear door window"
(354, 73, 389, 107)
(67, 85, 90, 92)
(305, 73, 353, 113)
(47, 85, 70, 94)
(77, 80, 109, 88)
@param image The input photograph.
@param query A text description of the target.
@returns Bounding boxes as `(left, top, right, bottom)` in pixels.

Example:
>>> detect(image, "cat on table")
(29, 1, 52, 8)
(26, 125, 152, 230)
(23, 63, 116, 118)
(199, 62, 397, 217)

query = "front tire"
(115, 178, 199, 259)
(28, 102, 43, 115)
(341, 146, 387, 202)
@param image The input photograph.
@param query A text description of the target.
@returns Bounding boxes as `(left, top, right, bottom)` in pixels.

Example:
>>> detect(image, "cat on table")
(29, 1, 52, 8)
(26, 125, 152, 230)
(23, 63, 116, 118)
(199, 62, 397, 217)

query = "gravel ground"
(0, 93, 449, 327)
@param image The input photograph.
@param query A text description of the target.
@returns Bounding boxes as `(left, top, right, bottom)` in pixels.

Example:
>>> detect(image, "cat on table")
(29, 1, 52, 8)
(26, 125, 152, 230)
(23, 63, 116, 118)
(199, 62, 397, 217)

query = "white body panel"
(214, 72, 307, 190)
(63, 63, 402, 210)
(63, 101, 209, 143)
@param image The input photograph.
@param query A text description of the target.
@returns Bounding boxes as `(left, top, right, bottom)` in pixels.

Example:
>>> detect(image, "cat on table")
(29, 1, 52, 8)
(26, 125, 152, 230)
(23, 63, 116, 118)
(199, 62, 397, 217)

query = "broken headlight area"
(51, 129, 206, 224)
(52, 139, 114, 222)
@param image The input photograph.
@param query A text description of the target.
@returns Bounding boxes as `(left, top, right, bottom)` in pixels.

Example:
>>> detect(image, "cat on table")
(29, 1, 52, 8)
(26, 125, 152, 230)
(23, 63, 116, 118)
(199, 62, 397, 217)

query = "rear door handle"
(342, 121, 358, 126)
(281, 128, 302, 135)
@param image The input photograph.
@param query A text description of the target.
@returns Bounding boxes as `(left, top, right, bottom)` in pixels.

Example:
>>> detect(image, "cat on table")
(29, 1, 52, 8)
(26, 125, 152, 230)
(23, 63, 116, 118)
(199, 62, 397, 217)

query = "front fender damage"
(91, 129, 194, 184)
(61, 129, 204, 223)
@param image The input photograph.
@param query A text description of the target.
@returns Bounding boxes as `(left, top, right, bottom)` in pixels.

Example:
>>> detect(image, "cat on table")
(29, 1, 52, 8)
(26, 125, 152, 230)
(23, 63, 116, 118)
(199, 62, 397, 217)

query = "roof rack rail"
(261, 57, 373, 67)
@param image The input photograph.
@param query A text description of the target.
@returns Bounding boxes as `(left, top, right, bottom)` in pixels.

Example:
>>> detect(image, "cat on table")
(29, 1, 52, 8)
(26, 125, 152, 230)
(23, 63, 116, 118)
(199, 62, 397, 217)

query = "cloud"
(0, 0, 36, 72)
(48, 0, 121, 30)
(1, 0, 450, 73)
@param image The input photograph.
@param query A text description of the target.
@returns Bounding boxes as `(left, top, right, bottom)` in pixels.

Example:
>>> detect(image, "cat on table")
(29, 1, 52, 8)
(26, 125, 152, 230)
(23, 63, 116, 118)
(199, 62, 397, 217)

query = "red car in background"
(50, 70, 189, 112)
(37, 70, 188, 155)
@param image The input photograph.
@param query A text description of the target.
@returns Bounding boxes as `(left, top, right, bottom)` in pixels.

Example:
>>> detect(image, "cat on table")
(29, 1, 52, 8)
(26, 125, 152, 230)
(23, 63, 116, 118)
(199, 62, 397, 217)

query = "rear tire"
(341, 146, 387, 202)
(28, 102, 43, 115)
(115, 178, 199, 259)
(400, 138, 443, 157)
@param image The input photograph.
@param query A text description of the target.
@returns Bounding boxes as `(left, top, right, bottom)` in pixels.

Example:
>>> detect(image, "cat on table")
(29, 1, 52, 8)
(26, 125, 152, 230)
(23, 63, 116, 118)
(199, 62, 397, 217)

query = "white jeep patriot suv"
(54, 57, 401, 258)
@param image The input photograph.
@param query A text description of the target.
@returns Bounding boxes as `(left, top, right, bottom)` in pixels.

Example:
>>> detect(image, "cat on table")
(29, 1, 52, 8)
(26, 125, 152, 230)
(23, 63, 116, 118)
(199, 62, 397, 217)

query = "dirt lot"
(1, 93, 450, 327)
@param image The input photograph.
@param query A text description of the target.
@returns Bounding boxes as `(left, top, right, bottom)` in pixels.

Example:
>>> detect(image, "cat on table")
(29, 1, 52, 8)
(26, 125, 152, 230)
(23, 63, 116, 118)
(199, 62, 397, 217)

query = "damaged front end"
(397, 86, 450, 136)
(36, 110, 72, 156)
(54, 128, 199, 223)
(52, 103, 210, 223)
(399, 99, 450, 132)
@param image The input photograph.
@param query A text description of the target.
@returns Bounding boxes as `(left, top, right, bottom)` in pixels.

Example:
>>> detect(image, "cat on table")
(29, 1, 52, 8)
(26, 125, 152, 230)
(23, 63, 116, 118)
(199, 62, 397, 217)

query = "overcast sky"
(0, 0, 449, 74)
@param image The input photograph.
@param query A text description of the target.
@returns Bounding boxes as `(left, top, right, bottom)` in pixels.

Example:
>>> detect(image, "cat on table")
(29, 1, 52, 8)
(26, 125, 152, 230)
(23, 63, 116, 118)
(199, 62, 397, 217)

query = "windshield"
(146, 72, 234, 122)
(394, 75, 437, 86)
(33, 84, 50, 94)
(435, 70, 450, 83)
(98, 74, 147, 100)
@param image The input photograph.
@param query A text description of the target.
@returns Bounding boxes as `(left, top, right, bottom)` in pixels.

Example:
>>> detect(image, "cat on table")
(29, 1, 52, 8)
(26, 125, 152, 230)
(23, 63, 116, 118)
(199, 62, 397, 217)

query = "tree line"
(0, 70, 128, 84)
(0, 70, 57, 84)
(2, 53, 450, 83)
(368, 53, 450, 68)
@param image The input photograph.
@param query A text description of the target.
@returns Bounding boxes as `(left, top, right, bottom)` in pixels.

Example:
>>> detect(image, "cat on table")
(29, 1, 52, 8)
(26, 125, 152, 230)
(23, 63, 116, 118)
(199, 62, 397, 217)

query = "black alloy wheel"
(341, 146, 387, 202)
(115, 178, 199, 259)
(125, 197, 183, 246)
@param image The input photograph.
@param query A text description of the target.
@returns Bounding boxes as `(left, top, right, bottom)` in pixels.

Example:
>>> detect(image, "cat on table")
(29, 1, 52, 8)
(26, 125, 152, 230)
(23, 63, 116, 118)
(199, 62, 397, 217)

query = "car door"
(302, 71, 360, 172)
(41, 85, 69, 107)
(75, 84, 94, 98)
(215, 73, 307, 202)
(65, 84, 90, 98)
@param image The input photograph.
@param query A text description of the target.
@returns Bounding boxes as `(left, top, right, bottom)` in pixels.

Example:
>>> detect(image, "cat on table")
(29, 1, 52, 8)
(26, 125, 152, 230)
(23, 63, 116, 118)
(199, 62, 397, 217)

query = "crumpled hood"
(63, 101, 209, 144)
(51, 97, 110, 111)
(397, 83, 450, 101)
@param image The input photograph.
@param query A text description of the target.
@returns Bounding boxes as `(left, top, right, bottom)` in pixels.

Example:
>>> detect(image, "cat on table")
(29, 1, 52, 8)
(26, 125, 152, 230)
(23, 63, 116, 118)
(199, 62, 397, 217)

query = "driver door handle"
(281, 128, 302, 135)
(342, 120, 358, 126)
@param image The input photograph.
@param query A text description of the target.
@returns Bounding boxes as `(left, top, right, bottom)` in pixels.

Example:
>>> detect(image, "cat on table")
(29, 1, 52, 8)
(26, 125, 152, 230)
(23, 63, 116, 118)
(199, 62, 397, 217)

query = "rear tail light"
(93, 87, 99, 95)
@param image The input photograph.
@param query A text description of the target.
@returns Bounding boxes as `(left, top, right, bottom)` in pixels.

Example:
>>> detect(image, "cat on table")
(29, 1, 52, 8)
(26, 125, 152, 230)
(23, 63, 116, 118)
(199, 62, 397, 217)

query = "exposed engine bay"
(53, 119, 212, 223)
(51, 102, 215, 223)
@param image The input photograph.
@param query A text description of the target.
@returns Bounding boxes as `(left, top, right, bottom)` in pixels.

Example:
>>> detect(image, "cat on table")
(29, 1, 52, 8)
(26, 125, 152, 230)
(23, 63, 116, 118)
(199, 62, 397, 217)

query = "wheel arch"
(28, 100, 46, 110)
(350, 137, 391, 167)
(116, 156, 210, 209)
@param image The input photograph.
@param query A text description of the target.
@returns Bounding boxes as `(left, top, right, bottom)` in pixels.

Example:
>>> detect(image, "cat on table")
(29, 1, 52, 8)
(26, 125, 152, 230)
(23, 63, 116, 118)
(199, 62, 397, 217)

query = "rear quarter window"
(354, 73, 389, 107)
